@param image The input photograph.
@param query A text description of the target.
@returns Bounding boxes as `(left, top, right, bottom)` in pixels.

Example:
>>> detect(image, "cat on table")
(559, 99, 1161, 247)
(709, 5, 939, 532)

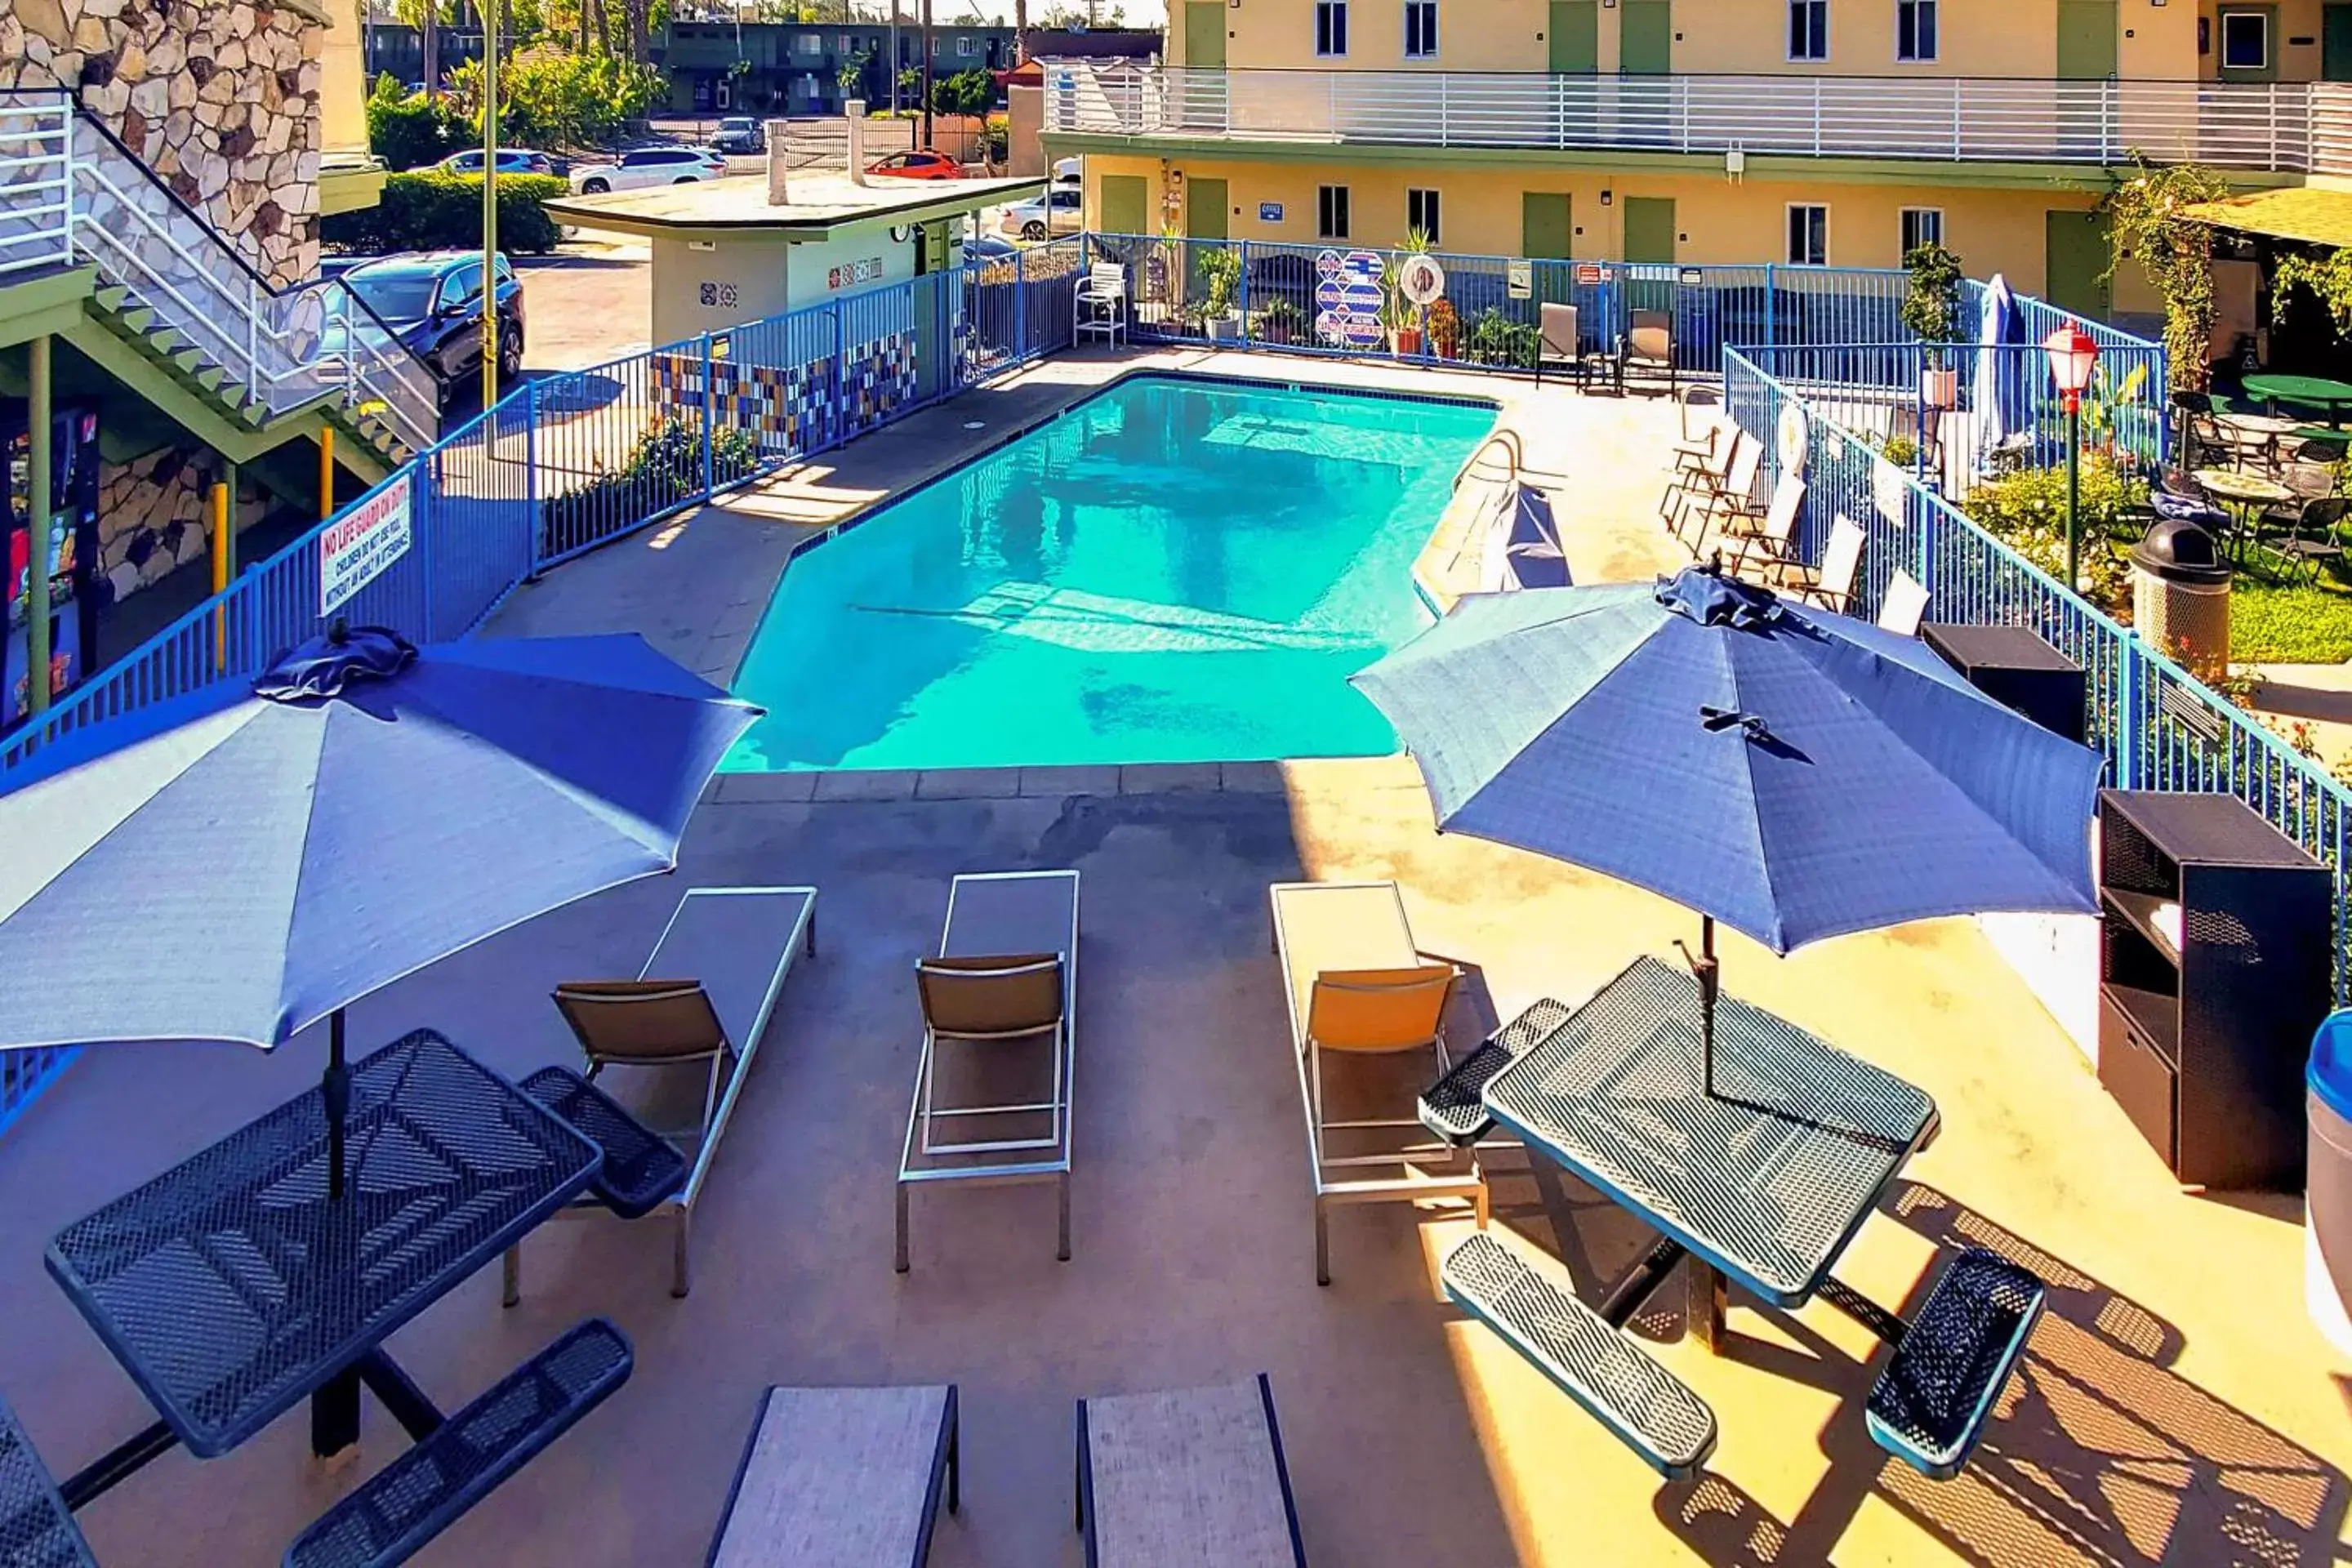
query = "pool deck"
(2, 353, 2346, 1568)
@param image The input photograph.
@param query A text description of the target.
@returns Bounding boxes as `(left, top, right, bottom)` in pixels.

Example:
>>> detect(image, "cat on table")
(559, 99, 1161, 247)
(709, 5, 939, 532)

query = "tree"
(837, 48, 871, 96)
(444, 47, 666, 149)
(2096, 157, 2233, 393)
(367, 71, 466, 167)
(930, 66, 992, 117)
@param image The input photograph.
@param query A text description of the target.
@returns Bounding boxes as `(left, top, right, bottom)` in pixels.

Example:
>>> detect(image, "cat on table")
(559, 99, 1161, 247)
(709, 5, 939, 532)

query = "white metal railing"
(1051, 67, 2347, 174)
(0, 93, 437, 454)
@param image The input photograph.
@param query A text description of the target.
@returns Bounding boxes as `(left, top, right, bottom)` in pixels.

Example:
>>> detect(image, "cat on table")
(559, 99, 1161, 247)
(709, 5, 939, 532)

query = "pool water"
(723, 376, 1495, 772)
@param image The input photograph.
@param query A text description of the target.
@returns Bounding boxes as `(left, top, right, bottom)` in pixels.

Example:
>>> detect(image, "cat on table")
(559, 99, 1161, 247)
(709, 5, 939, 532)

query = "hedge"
(321, 172, 568, 256)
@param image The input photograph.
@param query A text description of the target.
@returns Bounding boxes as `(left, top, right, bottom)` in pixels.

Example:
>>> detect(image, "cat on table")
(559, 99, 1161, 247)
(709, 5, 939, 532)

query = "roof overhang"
(544, 173, 1048, 243)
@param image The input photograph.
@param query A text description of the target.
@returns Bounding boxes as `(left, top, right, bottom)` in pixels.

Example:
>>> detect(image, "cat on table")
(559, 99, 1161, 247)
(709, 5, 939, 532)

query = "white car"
(569, 145, 728, 194)
(1000, 186, 1082, 241)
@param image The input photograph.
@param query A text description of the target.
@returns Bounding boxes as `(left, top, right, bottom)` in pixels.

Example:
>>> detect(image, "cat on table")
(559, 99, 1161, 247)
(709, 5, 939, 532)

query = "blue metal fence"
(1725, 347, 2352, 995)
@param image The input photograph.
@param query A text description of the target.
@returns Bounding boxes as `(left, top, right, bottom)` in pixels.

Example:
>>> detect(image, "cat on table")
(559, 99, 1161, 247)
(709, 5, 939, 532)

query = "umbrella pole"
(1697, 915, 1720, 1098)
(324, 1008, 349, 1202)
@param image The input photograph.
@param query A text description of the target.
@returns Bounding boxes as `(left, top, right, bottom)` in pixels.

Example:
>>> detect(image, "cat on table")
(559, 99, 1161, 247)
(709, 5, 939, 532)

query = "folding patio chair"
(1677, 436, 1763, 556)
(1721, 474, 1807, 580)
(1659, 426, 1740, 532)
(1268, 880, 1483, 1285)
(898, 870, 1080, 1271)
(1878, 570, 1931, 637)
(1786, 514, 1867, 613)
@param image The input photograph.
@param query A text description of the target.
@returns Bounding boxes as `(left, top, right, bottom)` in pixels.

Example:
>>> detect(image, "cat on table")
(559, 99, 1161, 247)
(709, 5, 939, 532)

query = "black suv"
(342, 252, 526, 408)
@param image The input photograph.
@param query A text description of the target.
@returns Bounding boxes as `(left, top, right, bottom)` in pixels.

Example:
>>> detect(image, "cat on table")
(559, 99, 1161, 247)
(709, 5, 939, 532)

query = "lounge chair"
(898, 869, 1080, 1272)
(1786, 514, 1867, 614)
(1268, 880, 1483, 1285)
(1535, 301, 1593, 388)
(706, 1385, 960, 1568)
(505, 885, 818, 1300)
(1878, 569, 1931, 637)
(1660, 426, 1744, 536)
(1678, 436, 1763, 556)
(1075, 1377, 1306, 1566)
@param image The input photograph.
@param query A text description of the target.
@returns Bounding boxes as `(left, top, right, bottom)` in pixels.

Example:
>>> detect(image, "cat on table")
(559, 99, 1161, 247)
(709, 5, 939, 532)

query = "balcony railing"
(1049, 66, 2352, 175)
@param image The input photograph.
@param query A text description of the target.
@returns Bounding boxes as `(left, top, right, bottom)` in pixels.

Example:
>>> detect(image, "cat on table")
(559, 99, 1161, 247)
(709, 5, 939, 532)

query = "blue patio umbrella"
(0, 625, 758, 1192)
(1351, 567, 2101, 1084)
(1975, 274, 2027, 467)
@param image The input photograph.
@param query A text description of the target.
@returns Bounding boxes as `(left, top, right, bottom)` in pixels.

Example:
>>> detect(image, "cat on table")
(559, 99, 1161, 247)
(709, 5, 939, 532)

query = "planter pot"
(1206, 314, 1243, 344)
(1921, 367, 1959, 410)
(1393, 327, 1425, 356)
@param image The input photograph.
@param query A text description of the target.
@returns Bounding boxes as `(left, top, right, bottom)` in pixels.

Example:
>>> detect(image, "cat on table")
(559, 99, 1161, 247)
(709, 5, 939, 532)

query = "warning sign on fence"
(320, 472, 413, 617)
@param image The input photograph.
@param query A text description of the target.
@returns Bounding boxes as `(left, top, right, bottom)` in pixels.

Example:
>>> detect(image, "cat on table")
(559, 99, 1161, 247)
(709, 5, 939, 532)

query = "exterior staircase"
(0, 92, 439, 470)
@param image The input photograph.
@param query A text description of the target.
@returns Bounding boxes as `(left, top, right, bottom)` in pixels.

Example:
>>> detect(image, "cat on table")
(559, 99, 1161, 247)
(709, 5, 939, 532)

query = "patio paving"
(0, 354, 2344, 1566)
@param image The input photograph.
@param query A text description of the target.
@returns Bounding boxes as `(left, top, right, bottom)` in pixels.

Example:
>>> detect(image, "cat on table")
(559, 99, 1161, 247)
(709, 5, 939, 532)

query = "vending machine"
(2, 399, 101, 726)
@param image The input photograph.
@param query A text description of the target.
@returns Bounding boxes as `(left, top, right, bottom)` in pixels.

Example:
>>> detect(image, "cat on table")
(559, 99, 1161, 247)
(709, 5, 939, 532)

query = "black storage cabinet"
(2097, 790, 2332, 1190)
(1920, 623, 2088, 745)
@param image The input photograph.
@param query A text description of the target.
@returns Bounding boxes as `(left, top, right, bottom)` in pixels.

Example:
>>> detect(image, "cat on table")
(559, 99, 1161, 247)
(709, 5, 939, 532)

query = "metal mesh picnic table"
(45, 1030, 599, 1459)
(1481, 957, 1937, 1308)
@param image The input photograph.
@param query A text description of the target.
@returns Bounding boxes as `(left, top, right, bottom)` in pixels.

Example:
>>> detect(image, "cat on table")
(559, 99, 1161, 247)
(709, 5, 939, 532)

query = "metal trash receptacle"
(2131, 515, 2232, 669)
(2308, 1012, 2352, 1354)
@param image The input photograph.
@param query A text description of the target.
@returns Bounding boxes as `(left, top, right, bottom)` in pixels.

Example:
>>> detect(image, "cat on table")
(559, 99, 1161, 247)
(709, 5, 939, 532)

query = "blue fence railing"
(1725, 346, 2352, 996)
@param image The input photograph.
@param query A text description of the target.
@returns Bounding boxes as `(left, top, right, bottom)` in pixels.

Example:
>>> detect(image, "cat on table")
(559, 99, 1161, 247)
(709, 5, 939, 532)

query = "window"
(1315, 0, 1348, 56)
(1407, 186, 1441, 245)
(1899, 206, 1943, 256)
(794, 33, 821, 54)
(1787, 203, 1829, 265)
(1895, 0, 1935, 60)
(2221, 10, 2270, 69)
(1404, 0, 1437, 57)
(437, 261, 483, 310)
(1788, 0, 1828, 60)
(1317, 184, 1351, 239)
(958, 35, 976, 54)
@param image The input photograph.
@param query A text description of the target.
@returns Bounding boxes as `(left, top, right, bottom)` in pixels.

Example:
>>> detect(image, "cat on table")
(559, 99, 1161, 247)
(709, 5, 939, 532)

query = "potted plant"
(1428, 297, 1461, 360)
(1254, 295, 1303, 346)
(1386, 227, 1436, 356)
(1199, 244, 1244, 343)
(1900, 241, 1966, 410)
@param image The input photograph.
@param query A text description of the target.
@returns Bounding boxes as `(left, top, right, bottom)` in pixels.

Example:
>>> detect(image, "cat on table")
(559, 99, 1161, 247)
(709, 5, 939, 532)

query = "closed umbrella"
(1351, 566, 2101, 1085)
(1975, 273, 2026, 470)
(0, 624, 758, 1192)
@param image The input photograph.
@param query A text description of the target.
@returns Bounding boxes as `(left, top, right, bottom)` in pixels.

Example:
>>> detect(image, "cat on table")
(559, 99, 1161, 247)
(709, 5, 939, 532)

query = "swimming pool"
(722, 375, 1496, 772)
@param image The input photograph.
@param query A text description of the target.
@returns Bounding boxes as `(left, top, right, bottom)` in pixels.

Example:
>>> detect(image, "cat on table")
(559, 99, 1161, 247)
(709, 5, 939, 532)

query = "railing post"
(523, 377, 541, 577)
(1811, 79, 1824, 158)
(1238, 239, 1252, 346)
(2114, 631, 2145, 790)
(247, 277, 260, 393)
(1764, 264, 1777, 349)
(57, 103, 74, 266)
(700, 330, 716, 501)
(831, 300, 847, 447)
(418, 452, 438, 640)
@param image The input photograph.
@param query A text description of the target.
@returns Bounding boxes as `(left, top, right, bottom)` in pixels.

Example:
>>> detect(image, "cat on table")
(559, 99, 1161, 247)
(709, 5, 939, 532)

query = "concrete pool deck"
(1, 354, 2345, 1567)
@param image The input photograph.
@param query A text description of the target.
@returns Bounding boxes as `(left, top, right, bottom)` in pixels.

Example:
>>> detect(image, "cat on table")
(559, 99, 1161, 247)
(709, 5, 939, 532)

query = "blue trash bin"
(2308, 1013, 2352, 1352)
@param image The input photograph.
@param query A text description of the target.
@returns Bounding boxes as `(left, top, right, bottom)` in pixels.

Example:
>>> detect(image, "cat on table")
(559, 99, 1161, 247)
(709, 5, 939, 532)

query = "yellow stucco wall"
(2197, 0, 2332, 80)
(1085, 152, 2108, 292)
(1176, 0, 2206, 78)
(318, 0, 368, 160)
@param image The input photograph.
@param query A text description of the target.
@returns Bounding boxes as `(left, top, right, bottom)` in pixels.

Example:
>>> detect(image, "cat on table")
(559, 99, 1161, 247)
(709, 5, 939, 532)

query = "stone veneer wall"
(0, 0, 327, 287)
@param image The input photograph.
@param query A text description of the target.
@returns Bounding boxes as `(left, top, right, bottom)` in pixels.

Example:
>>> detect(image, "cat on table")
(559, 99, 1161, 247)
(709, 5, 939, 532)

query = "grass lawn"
(2232, 577, 2352, 664)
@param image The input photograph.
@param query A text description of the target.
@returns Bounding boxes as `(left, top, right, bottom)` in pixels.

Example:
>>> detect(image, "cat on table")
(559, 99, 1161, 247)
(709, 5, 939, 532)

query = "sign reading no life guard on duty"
(320, 472, 413, 617)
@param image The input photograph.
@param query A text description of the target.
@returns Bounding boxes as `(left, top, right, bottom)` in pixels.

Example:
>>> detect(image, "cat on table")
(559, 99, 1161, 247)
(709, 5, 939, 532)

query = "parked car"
(434, 148, 557, 177)
(964, 234, 1019, 264)
(568, 145, 728, 194)
(711, 117, 766, 154)
(1000, 186, 1081, 241)
(341, 251, 526, 408)
(866, 149, 963, 180)
(1051, 156, 1080, 188)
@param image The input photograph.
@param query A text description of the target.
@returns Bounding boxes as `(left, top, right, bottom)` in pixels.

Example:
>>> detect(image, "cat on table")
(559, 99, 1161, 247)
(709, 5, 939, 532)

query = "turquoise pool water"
(723, 376, 1495, 772)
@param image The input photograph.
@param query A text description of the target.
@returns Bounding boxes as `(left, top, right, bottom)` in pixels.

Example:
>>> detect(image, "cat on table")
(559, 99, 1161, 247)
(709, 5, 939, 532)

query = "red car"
(865, 149, 964, 180)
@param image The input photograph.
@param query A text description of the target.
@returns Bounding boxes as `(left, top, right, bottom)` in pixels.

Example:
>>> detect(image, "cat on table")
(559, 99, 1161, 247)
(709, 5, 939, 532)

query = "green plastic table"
(2243, 373, 2352, 427)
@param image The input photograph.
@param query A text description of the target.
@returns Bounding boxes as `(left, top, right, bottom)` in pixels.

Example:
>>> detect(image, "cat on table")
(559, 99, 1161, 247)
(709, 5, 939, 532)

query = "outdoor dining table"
(2243, 372, 2352, 427)
(42, 1029, 601, 1505)
(1479, 958, 1939, 1349)
(2194, 467, 2297, 559)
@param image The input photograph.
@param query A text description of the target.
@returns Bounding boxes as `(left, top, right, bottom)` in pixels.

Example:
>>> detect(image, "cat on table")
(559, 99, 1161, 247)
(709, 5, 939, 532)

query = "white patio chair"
(1074, 261, 1128, 347)
(1878, 569, 1931, 637)
(1788, 514, 1867, 614)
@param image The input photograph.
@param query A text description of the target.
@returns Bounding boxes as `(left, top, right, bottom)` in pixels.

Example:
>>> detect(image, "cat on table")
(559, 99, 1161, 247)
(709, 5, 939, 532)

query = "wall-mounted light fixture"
(1601, 189, 1614, 206)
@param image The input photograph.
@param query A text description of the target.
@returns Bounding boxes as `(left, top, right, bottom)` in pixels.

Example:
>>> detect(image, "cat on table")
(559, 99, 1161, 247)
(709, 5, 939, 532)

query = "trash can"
(2308, 1012, 2352, 1355)
(2131, 516, 2232, 669)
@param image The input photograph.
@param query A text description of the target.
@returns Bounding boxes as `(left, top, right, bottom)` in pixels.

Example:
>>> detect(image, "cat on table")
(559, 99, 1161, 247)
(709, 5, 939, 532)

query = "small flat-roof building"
(546, 167, 1046, 345)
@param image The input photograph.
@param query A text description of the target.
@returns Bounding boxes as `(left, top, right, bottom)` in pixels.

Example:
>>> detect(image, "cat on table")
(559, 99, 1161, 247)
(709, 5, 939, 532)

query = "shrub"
(1960, 455, 2144, 611)
(541, 415, 763, 558)
(367, 74, 465, 171)
(930, 68, 996, 118)
(322, 172, 568, 256)
(1462, 307, 1538, 368)
(1197, 246, 1242, 318)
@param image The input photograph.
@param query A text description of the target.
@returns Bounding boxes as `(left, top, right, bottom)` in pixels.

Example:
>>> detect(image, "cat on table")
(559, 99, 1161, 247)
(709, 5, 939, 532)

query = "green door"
(2328, 4, 2352, 78)
(1523, 193, 1573, 259)
(2045, 211, 2112, 320)
(2056, 0, 2118, 78)
(1619, 0, 1673, 73)
(1548, 0, 1598, 71)
(1100, 174, 1148, 237)
(1184, 1, 1226, 69)
(1623, 197, 1676, 264)
(1187, 177, 1228, 240)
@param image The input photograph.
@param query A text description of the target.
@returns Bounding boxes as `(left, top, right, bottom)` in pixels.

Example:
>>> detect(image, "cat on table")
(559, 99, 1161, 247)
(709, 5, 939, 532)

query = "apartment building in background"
(1042, 0, 2352, 314)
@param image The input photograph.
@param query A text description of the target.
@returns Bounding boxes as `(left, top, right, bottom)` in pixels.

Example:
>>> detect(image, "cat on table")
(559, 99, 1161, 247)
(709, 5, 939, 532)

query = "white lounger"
(707, 1384, 959, 1568)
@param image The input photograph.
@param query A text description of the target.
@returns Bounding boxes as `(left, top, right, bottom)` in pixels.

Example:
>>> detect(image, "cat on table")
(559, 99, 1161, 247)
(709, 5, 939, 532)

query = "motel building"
(1040, 0, 2352, 323)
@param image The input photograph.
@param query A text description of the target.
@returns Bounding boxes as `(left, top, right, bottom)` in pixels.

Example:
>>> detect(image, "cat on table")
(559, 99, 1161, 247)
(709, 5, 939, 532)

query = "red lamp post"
(2044, 321, 2101, 595)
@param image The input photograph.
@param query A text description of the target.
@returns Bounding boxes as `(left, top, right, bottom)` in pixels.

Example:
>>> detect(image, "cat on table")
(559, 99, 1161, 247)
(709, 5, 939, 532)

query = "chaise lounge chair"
(1268, 880, 1485, 1285)
(706, 1385, 960, 1568)
(1075, 1377, 1307, 1567)
(505, 885, 819, 1300)
(898, 869, 1080, 1272)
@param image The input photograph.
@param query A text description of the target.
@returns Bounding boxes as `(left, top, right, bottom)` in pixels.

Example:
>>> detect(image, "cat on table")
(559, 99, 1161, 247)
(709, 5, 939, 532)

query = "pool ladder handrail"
(1454, 429, 1525, 495)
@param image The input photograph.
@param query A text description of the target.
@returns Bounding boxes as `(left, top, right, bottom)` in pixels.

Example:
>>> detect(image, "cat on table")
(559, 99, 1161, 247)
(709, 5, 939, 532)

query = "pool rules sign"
(319, 472, 413, 617)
